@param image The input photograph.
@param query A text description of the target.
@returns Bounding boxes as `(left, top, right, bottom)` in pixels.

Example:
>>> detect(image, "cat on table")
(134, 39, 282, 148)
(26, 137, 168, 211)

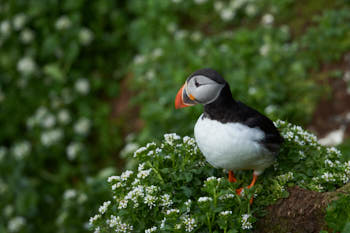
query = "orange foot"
(228, 170, 237, 183)
(236, 173, 258, 204)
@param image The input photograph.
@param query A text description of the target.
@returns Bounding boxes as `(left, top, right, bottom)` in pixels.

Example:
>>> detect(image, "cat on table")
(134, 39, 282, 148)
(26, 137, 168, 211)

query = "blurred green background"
(0, 0, 350, 232)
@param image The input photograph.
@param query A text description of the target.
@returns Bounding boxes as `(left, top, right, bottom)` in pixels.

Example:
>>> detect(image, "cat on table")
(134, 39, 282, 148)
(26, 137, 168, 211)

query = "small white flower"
(164, 133, 181, 146)
(8, 216, 26, 232)
(55, 15, 71, 30)
(63, 189, 77, 200)
(137, 169, 152, 179)
(160, 218, 166, 229)
(144, 194, 157, 209)
(219, 193, 235, 200)
(42, 114, 56, 128)
(93, 227, 100, 233)
(160, 194, 173, 207)
(66, 142, 82, 160)
(89, 214, 101, 225)
(118, 199, 128, 209)
(145, 226, 157, 233)
(40, 129, 63, 146)
(265, 105, 277, 114)
(321, 172, 336, 182)
(241, 214, 253, 229)
(133, 146, 147, 157)
(17, 57, 36, 75)
(198, 196, 212, 203)
(4, 205, 14, 217)
(75, 78, 90, 95)
(12, 141, 31, 160)
(0, 20, 11, 36)
(220, 9, 235, 21)
(182, 216, 197, 232)
(151, 48, 163, 59)
(220, 210, 232, 216)
(74, 118, 91, 135)
(20, 28, 35, 44)
(121, 170, 134, 181)
(245, 4, 257, 16)
(194, 0, 207, 4)
(107, 175, 120, 183)
(79, 28, 94, 45)
(262, 14, 274, 25)
(134, 54, 146, 65)
(0, 147, 7, 161)
(260, 44, 270, 56)
(214, 2, 224, 11)
(98, 201, 111, 214)
(58, 109, 71, 124)
(13, 14, 27, 30)
(166, 208, 180, 215)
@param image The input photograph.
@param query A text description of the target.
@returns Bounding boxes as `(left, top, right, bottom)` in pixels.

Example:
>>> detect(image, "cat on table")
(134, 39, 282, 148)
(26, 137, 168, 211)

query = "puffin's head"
(175, 68, 226, 109)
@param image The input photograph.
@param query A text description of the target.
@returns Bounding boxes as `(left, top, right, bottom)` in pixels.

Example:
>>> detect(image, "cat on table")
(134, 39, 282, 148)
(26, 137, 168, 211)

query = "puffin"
(175, 68, 283, 195)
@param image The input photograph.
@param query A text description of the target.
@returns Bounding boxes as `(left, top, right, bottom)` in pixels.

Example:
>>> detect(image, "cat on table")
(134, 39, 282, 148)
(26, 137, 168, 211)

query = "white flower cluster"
(17, 57, 36, 75)
(219, 193, 235, 200)
(133, 142, 156, 157)
(241, 214, 253, 230)
(198, 196, 212, 203)
(75, 78, 90, 95)
(55, 15, 71, 30)
(275, 120, 318, 147)
(12, 141, 31, 160)
(106, 215, 133, 233)
(99, 201, 111, 214)
(321, 172, 336, 183)
(214, 0, 258, 21)
(63, 189, 77, 200)
(182, 215, 197, 232)
(219, 210, 232, 216)
(66, 142, 82, 160)
(182, 199, 191, 212)
(160, 194, 173, 207)
(74, 117, 91, 135)
(8, 216, 26, 232)
(164, 133, 181, 146)
(89, 214, 101, 225)
(276, 171, 294, 184)
(145, 226, 157, 233)
(205, 176, 222, 184)
(166, 208, 180, 215)
(41, 129, 63, 146)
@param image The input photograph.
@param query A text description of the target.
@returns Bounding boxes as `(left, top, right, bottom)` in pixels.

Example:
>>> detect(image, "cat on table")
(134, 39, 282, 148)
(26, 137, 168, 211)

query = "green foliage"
(128, 0, 350, 143)
(0, 0, 130, 232)
(325, 195, 350, 233)
(90, 121, 350, 232)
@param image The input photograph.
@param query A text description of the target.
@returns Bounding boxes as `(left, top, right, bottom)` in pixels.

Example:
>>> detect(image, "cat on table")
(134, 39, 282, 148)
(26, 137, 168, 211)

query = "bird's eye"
(194, 79, 200, 87)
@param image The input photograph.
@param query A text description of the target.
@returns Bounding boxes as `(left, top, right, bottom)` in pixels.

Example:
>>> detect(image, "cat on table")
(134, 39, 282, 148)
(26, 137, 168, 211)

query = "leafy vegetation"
(1, 0, 350, 232)
(128, 0, 350, 143)
(325, 194, 350, 233)
(90, 121, 350, 232)
(0, 0, 130, 232)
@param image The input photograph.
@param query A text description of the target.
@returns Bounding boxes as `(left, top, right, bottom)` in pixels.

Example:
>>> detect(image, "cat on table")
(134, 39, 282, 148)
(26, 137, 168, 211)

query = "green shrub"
(0, 0, 130, 232)
(127, 0, 350, 143)
(325, 194, 350, 233)
(90, 120, 350, 232)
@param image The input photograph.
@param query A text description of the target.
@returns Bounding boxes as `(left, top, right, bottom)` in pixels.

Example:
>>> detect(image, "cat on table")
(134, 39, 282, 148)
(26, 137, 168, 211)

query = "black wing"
(237, 101, 284, 153)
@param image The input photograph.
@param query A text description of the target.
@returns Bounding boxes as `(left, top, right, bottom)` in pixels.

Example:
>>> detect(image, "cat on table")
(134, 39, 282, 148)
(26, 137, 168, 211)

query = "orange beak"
(175, 84, 196, 109)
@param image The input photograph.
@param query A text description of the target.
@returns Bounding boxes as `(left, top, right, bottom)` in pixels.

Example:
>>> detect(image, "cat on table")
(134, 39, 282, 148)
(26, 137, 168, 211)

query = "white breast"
(194, 114, 274, 174)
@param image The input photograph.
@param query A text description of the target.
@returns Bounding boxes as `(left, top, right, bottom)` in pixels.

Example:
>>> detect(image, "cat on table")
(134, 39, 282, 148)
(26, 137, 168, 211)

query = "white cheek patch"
(186, 75, 225, 104)
(193, 84, 224, 104)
